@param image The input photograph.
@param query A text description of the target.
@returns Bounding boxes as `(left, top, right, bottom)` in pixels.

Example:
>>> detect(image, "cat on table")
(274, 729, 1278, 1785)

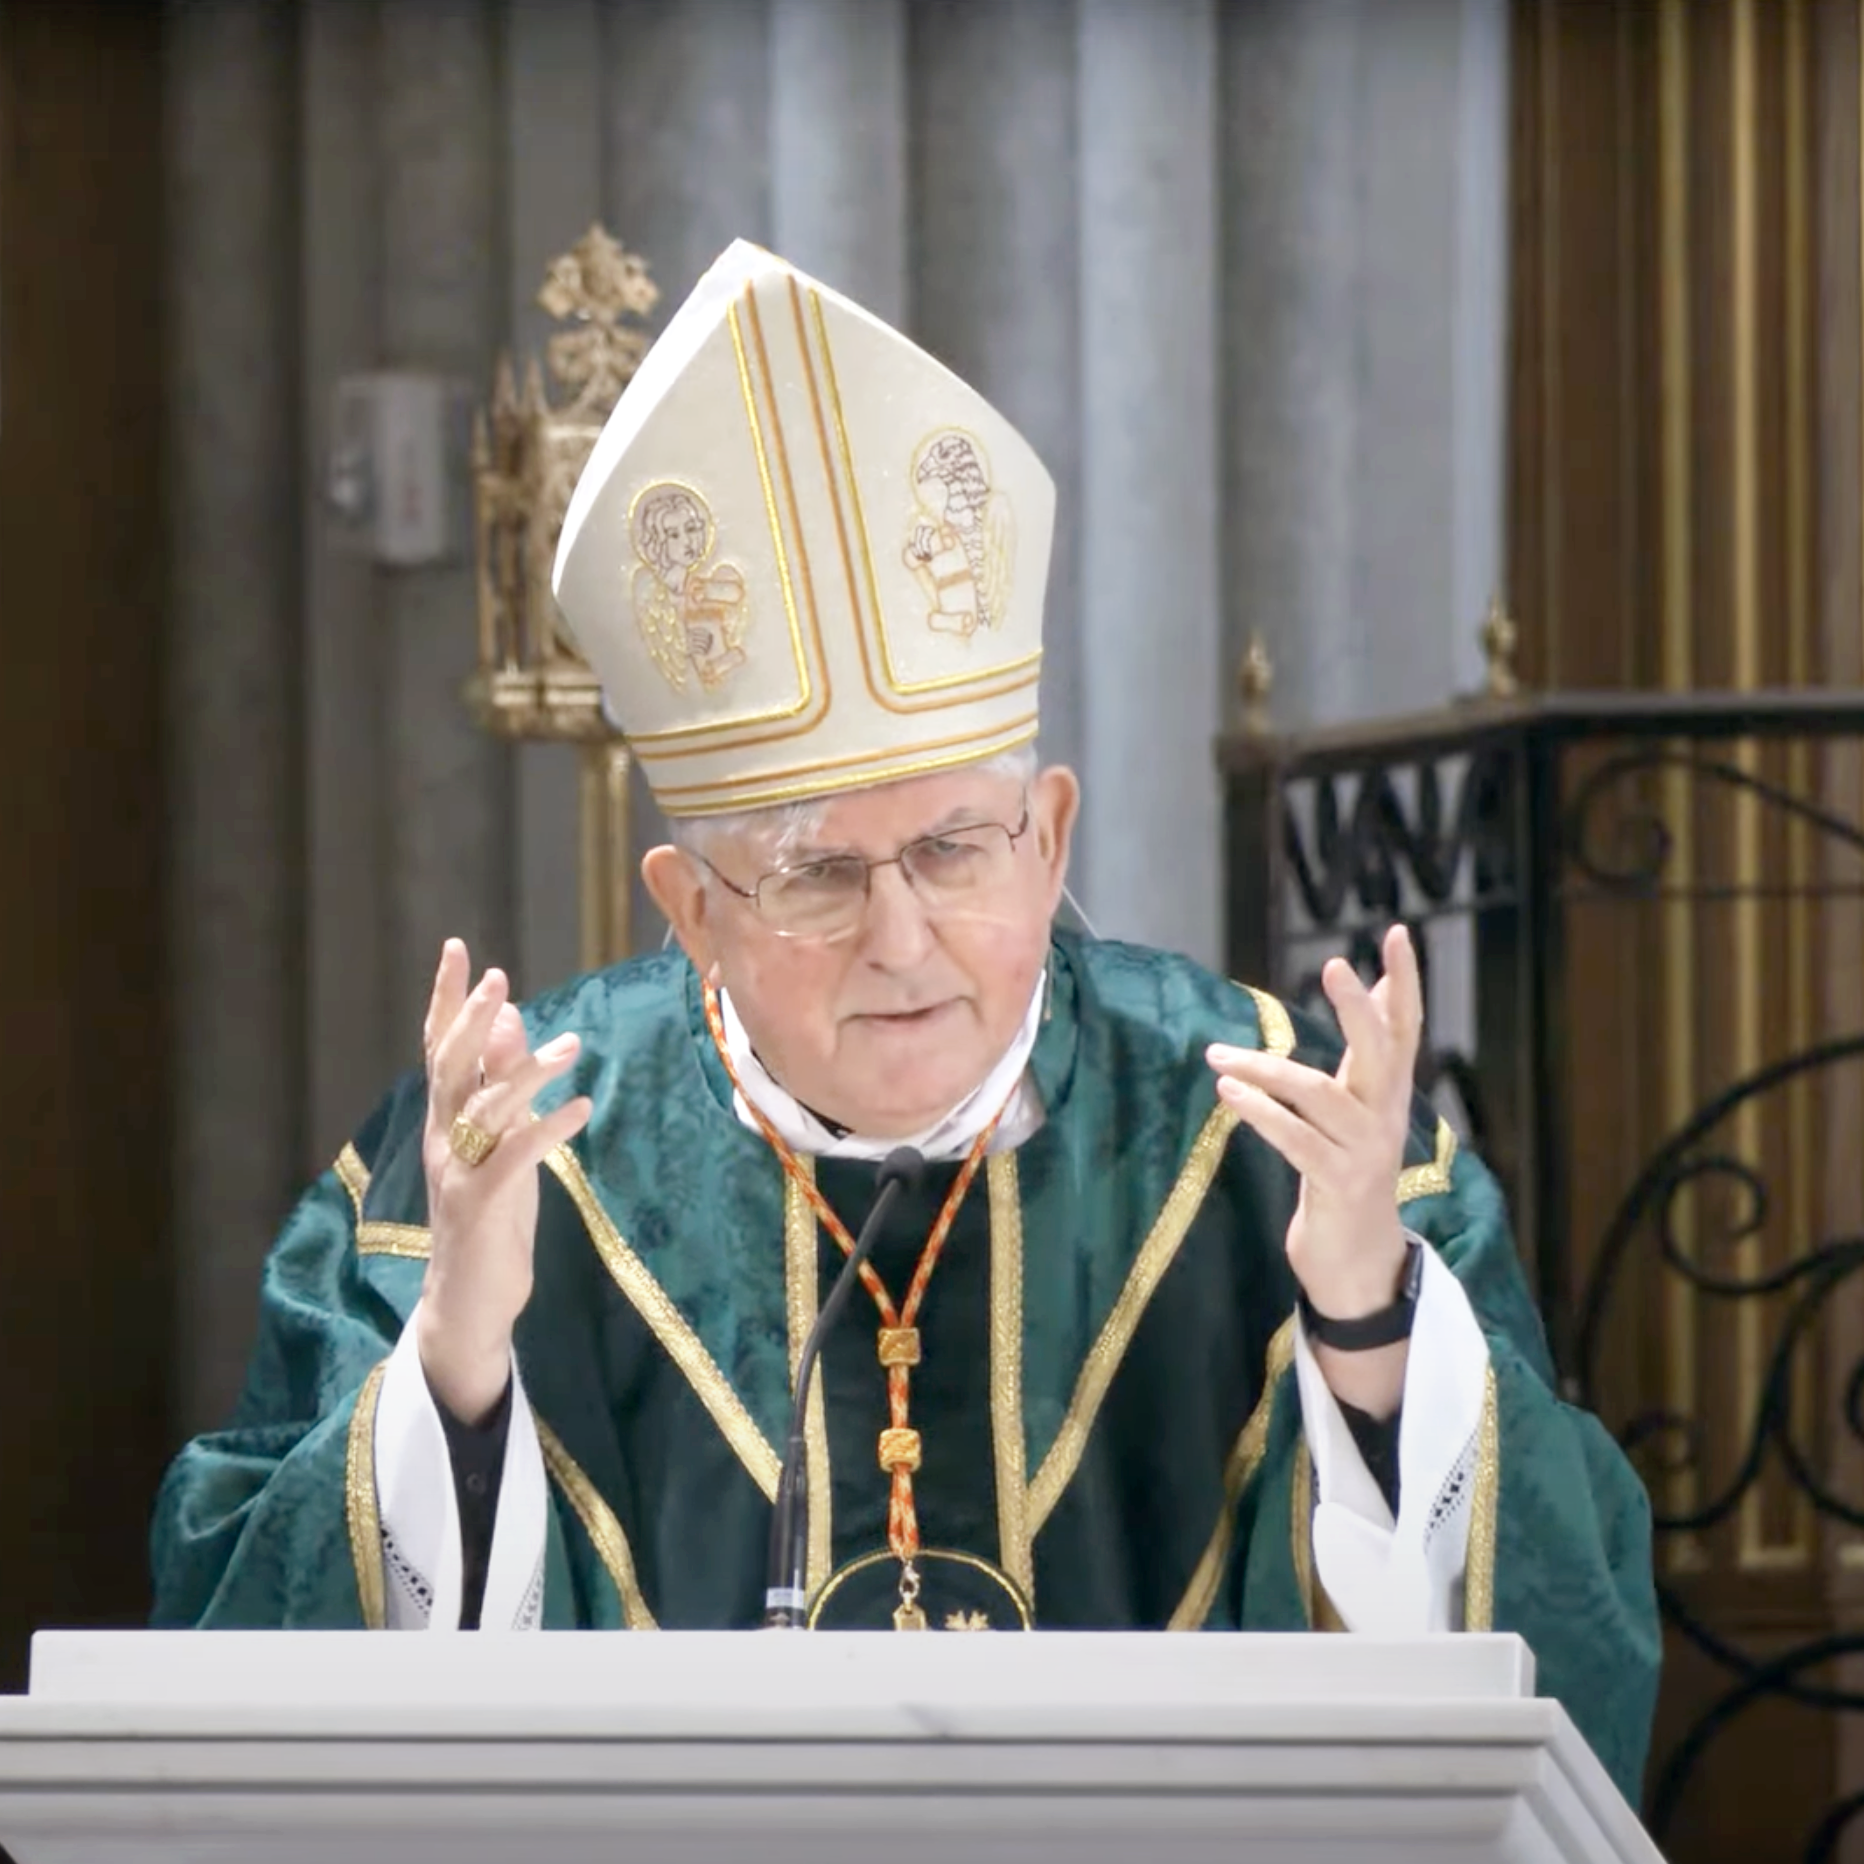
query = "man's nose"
(859, 860, 936, 967)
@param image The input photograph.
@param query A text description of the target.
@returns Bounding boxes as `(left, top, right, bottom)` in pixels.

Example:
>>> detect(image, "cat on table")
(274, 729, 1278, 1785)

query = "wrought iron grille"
(1222, 689, 1864, 1860)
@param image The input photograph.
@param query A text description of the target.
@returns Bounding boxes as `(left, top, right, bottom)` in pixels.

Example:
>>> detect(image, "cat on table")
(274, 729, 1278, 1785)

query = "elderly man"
(152, 243, 1659, 1801)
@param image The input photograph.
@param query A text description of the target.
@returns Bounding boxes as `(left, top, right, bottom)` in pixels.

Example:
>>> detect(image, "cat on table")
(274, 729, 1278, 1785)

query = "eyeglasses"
(694, 799, 1033, 942)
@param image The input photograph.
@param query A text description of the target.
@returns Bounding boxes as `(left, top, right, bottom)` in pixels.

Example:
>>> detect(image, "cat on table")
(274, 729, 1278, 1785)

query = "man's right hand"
(414, 939, 592, 1424)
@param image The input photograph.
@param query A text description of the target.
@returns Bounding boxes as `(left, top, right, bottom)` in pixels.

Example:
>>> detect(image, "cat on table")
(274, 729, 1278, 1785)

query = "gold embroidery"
(988, 1153, 1036, 1606)
(618, 293, 820, 753)
(1397, 1118, 1458, 1205)
(545, 1143, 782, 1501)
(905, 430, 1015, 639)
(1291, 1434, 1316, 1627)
(344, 1361, 388, 1632)
(1027, 1103, 1242, 1537)
(785, 1169, 834, 1599)
(788, 277, 1041, 719)
(628, 481, 750, 694)
(1241, 985, 1296, 1059)
(945, 1610, 991, 1631)
(1166, 1318, 1295, 1631)
(647, 714, 1040, 808)
(334, 1143, 370, 1221)
(809, 287, 1043, 700)
(1315, 1575, 1347, 1633)
(805, 1545, 1034, 1629)
(356, 1221, 433, 1260)
(535, 1415, 658, 1630)
(1464, 1360, 1501, 1630)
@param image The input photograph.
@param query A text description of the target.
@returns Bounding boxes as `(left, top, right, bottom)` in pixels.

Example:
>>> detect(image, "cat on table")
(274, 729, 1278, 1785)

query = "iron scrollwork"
(1281, 742, 1519, 929)
(1575, 1036, 1864, 1853)
(1561, 745, 1864, 896)
(1230, 695, 1864, 1859)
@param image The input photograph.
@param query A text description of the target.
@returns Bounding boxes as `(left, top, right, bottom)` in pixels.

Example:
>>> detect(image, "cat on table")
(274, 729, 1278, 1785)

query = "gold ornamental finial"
(466, 225, 661, 966)
(536, 225, 660, 419)
(1237, 632, 1274, 736)
(467, 225, 660, 745)
(1479, 594, 1519, 698)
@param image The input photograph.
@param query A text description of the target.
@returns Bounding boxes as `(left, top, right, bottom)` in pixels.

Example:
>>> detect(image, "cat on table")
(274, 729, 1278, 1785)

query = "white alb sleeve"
(1291, 1241, 1491, 1634)
(372, 1304, 549, 1630)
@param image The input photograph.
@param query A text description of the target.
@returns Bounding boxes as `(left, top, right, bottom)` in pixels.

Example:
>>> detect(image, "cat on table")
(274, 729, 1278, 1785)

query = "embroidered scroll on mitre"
(552, 240, 1054, 817)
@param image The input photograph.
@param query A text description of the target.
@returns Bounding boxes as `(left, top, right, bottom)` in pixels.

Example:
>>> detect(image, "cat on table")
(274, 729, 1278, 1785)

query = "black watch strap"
(1298, 1238, 1425, 1351)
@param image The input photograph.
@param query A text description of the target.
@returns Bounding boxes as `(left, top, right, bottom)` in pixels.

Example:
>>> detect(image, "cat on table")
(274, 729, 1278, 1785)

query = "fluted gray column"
(166, 0, 304, 1431)
(605, 0, 774, 947)
(508, 0, 605, 993)
(379, 1, 513, 1027)
(1222, 0, 1364, 733)
(1222, 0, 1509, 1046)
(911, 0, 1084, 790)
(770, 0, 908, 323)
(1447, 0, 1510, 700)
(1223, 0, 1508, 730)
(1351, 0, 1506, 714)
(1077, 0, 1221, 964)
(303, 0, 392, 1163)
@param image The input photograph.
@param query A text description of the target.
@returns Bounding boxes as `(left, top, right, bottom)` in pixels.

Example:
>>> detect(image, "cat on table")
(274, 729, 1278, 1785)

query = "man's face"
(646, 764, 1080, 1137)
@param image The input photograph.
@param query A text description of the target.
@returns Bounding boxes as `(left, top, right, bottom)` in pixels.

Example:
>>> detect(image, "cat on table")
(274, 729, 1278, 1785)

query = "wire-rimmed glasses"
(693, 799, 1033, 941)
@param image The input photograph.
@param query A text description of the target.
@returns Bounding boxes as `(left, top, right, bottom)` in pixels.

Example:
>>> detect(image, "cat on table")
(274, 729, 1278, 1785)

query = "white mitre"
(552, 240, 1054, 817)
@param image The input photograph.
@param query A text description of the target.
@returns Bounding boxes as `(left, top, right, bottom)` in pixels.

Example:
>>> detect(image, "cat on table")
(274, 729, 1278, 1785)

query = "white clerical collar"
(717, 971, 1047, 1162)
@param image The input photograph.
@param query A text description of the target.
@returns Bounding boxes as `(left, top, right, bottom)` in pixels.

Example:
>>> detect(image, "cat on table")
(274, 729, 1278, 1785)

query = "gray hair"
(670, 744, 1038, 866)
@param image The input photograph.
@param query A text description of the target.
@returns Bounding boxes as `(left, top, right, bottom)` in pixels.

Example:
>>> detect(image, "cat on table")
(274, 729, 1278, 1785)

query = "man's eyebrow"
(779, 802, 1001, 863)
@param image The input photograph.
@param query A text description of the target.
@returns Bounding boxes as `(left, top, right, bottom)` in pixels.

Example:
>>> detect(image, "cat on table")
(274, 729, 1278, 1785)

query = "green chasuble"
(151, 931, 1661, 1800)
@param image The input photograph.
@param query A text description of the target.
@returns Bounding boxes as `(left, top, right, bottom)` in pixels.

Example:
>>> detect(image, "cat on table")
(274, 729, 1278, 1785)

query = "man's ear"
(642, 844, 715, 975)
(1030, 764, 1080, 912)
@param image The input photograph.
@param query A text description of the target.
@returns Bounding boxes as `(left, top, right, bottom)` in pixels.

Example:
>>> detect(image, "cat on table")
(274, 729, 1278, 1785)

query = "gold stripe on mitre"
(553, 241, 1055, 818)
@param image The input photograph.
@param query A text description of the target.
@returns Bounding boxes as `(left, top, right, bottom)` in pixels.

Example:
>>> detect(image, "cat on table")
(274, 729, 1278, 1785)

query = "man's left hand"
(1206, 925, 1423, 1413)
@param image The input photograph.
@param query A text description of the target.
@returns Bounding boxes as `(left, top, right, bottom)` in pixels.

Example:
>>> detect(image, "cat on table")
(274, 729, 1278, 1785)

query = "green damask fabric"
(150, 931, 1660, 1801)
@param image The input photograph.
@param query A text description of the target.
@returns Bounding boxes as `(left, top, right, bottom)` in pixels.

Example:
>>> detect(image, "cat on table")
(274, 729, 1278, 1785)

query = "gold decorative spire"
(1237, 632, 1274, 736)
(1479, 594, 1520, 698)
(467, 226, 660, 743)
(466, 226, 661, 967)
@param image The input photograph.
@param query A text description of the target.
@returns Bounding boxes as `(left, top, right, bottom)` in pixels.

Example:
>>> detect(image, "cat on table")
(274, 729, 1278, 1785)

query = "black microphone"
(763, 1144, 926, 1628)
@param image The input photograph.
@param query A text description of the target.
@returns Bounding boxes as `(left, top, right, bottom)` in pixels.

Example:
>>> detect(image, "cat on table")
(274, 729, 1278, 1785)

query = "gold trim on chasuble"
(1241, 985, 1297, 1063)
(1287, 1439, 1347, 1631)
(1166, 1318, 1295, 1631)
(1022, 987, 1293, 1561)
(987, 1152, 1035, 1603)
(785, 1166, 834, 1599)
(1398, 1119, 1458, 1205)
(356, 1221, 433, 1260)
(344, 1361, 389, 1631)
(1026, 1103, 1245, 1538)
(534, 1416, 658, 1629)
(545, 1144, 782, 1501)
(334, 1143, 370, 1221)
(1463, 1360, 1501, 1630)
(1291, 1434, 1316, 1625)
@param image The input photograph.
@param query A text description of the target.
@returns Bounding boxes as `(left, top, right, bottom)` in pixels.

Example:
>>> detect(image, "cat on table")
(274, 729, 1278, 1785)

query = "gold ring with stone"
(448, 1112, 500, 1168)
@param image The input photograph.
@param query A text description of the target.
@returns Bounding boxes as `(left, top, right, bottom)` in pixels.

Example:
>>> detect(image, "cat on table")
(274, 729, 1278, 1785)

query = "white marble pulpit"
(0, 1630, 1662, 1864)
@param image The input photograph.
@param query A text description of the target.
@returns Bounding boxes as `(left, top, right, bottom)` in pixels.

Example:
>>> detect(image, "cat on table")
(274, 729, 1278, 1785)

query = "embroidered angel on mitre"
(630, 482, 749, 693)
(903, 431, 1015, 639)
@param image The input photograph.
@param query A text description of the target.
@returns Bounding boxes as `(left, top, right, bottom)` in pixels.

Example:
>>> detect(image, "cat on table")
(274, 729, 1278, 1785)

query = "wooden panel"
(1509, 1, 1864, 1855)
(0, 2, 169, 1689)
